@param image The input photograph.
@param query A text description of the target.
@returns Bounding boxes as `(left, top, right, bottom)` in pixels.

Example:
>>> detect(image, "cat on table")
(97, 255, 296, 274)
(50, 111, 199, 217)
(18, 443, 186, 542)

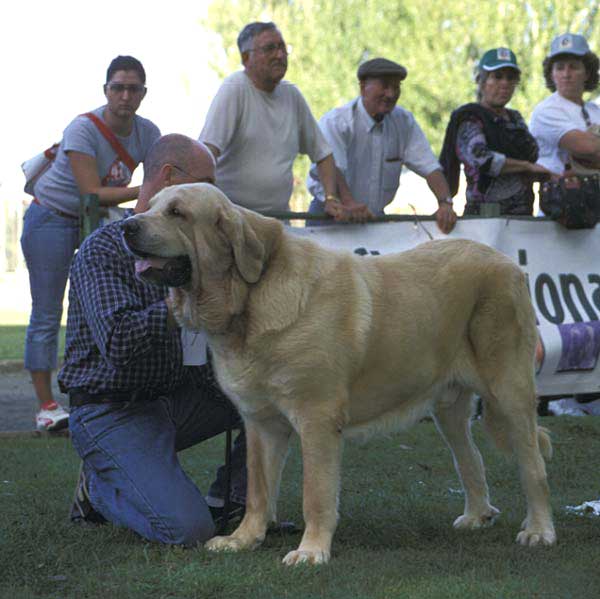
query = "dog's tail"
(537, 425, 553, 460)
(481, 399, 552, 461)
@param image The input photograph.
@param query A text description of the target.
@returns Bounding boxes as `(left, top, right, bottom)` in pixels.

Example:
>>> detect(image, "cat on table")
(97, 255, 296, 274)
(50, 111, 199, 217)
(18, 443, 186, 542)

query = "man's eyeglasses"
(172, 164, 214, 184)
(106, 83, 146, 94)
(250, 43, 291, 56)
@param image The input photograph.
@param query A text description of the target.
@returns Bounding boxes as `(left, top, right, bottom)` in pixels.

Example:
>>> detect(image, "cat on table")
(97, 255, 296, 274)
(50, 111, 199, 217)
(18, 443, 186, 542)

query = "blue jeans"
(69, 369, 246, 546)
(20, 202, 79, 370)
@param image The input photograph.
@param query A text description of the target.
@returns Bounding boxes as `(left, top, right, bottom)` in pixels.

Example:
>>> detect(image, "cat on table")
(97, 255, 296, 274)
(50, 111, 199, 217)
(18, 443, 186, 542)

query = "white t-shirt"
(307, 97, 440, 215)
(200, 71, 332, 212)
(530, 92, 600, 174)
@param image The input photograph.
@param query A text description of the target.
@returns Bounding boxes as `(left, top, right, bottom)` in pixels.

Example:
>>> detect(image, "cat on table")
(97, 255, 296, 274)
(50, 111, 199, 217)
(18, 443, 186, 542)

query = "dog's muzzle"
(159, 256, 192, 287)
(135, 255, 192, 288)
(121, 219, 192, 287)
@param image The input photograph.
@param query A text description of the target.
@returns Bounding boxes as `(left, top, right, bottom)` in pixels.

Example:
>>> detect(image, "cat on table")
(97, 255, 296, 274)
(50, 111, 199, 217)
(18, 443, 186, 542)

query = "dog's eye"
(169, 206, 183, 218)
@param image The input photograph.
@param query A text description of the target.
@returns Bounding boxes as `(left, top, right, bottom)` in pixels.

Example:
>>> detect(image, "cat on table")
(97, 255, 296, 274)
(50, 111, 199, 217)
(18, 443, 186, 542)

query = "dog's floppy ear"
(218, 206, 265, 283)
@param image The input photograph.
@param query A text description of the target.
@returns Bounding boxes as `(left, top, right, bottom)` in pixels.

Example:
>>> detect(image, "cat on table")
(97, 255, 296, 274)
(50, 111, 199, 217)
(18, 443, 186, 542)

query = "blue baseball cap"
(549, 33, 590, 58)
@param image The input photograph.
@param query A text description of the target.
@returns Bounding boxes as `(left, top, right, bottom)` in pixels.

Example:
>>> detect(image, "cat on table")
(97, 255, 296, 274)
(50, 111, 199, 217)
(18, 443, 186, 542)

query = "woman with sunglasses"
(20, 55, 160, 431)
(530, 33, 600, 176)
(440, 47, 552, 215)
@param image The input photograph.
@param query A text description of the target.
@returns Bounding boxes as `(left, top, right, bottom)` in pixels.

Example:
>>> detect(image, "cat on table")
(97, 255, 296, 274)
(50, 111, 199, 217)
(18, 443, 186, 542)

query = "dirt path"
(0, 363, 66, 432)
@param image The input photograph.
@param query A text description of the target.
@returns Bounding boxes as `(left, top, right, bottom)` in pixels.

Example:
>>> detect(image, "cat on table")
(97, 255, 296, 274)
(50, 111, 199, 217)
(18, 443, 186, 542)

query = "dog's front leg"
(282, 417, 343, 566)
(205, 413, 292, 553)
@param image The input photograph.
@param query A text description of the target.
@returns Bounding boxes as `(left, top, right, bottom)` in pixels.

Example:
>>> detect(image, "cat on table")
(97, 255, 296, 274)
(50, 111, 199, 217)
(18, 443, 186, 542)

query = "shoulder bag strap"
(82, 112, 138, 173)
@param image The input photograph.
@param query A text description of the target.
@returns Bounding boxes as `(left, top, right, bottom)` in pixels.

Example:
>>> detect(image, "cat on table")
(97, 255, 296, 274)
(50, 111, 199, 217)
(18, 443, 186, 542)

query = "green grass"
(0, 325, 66, 361)
(1, 418, 599, 599)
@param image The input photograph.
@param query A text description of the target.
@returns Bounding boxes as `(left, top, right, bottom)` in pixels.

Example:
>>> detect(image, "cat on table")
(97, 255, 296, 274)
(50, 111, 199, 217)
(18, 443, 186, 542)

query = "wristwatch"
(439, 197, 454, 206)
(325, 194, 341, 204)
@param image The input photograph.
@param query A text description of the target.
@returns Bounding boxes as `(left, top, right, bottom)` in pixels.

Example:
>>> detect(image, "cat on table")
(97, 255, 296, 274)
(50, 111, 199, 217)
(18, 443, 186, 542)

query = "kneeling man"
(59, 134, 246, 545)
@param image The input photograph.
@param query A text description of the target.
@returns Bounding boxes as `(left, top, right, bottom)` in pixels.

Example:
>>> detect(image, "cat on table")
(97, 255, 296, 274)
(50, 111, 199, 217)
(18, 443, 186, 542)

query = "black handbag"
(540, 175, 600, 229)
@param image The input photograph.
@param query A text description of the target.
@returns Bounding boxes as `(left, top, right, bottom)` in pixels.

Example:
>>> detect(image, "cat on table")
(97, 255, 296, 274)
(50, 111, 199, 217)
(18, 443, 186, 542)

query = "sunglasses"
(106, 83, 146, 94)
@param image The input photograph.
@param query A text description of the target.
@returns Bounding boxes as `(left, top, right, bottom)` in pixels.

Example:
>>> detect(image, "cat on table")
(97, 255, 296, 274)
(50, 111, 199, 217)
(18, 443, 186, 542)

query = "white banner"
(292, 217, 600, 396)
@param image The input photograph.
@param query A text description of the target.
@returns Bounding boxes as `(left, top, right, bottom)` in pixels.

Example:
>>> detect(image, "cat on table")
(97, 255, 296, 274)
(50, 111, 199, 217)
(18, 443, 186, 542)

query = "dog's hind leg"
(469, 268, 555, 546)
(206, 412, 292, 553)
(481, 382, 556, 546)
(282, 412, 344, 566)
(432, 387, 500, 530)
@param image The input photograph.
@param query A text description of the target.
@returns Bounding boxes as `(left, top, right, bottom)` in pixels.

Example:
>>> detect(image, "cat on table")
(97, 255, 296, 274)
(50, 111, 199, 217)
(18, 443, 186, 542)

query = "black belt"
(69, 389, 164, 408)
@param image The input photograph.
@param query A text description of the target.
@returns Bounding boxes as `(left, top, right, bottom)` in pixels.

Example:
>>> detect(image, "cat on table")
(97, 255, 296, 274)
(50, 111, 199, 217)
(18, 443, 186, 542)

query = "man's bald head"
(143, 134, 215, 182)
(136, 134, 216, 212)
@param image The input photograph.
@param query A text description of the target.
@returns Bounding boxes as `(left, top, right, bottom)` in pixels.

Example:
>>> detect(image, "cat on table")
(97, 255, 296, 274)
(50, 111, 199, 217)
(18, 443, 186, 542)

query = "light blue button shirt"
(307, 97, 441, 215)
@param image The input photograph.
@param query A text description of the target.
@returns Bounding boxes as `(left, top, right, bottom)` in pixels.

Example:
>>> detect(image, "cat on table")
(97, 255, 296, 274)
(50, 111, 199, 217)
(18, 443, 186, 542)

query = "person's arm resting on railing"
(69, 152, 140, 207)
(424, 169, 457, 234)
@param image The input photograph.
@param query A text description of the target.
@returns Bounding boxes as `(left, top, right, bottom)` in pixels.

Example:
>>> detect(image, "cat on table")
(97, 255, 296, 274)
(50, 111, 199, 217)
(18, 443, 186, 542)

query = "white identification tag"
(181, 328, 208, 366)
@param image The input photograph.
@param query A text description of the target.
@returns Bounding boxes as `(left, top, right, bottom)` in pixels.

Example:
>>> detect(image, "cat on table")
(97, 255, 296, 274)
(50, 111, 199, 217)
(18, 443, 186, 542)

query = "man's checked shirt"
(58, 219, 184, 396)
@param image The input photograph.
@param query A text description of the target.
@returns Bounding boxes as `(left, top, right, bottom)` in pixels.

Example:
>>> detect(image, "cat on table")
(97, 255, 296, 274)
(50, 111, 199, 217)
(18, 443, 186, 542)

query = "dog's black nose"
(122, 218, 140, 239)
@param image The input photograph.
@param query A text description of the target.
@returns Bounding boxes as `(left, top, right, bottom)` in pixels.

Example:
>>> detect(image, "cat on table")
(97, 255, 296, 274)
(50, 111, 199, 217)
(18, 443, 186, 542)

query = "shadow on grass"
(1, 418, 599, 598)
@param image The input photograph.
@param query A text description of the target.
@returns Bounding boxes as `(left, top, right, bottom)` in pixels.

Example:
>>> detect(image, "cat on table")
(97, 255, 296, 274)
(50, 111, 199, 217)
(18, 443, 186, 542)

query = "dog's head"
(122, 182, 281, 332)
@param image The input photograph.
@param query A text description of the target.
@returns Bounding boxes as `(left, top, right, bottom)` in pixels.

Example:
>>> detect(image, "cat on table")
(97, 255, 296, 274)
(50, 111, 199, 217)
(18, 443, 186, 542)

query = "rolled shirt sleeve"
(401, 113, 442, 177)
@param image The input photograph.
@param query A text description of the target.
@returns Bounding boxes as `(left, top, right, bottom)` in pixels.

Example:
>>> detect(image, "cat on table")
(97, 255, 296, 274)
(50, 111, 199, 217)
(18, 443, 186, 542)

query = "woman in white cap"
(530, 33, 600, 175)
(440, 47, 552, 215)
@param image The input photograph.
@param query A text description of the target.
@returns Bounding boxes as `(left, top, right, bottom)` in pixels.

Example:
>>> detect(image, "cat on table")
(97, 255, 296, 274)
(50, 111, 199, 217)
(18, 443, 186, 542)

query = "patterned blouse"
(456, 112, 534, 215)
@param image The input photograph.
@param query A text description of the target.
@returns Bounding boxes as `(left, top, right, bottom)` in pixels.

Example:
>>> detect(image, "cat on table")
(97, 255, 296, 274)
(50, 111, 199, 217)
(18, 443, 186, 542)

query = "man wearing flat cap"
(307, 57, 457, 233)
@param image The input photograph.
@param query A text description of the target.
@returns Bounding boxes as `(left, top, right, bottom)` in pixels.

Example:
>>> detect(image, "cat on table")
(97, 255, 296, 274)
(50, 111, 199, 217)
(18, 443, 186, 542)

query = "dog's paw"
(282, 549, 330, 566)
(516, 526, 556, 547)
(453, 506, 500, 530)
(205, 535, 247, 553)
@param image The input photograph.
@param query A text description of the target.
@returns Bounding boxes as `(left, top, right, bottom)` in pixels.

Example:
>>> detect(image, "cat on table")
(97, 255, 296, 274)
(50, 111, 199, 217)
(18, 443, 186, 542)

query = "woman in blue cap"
(530, 33, 600, 175)
(440, 47, 553, 215)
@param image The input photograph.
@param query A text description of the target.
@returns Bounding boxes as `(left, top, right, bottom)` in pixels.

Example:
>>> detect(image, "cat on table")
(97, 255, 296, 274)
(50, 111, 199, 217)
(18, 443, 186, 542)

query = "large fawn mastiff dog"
(123, 183, 555, 565)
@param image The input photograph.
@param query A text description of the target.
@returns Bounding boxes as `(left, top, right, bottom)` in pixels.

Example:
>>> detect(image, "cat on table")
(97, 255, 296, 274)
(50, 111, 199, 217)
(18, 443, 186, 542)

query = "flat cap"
(357, 58, 407, 81)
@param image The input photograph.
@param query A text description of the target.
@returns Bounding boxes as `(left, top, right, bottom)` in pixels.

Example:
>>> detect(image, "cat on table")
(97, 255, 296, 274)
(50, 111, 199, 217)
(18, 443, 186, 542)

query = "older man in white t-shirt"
(200, 21, 369, 222)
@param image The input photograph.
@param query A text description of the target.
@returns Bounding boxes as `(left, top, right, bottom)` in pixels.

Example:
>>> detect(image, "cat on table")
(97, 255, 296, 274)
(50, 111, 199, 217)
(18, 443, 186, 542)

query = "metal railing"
(79, 194, 102, 242)
(261, 202, 503, 221)
(78, 195, 550, 241)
